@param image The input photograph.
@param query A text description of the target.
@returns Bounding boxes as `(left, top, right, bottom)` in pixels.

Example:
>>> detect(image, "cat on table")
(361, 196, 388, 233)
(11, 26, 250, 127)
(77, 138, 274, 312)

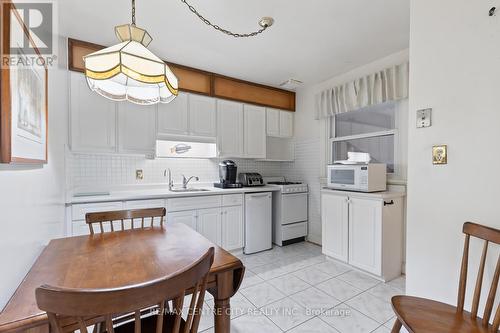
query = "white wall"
(292, 50, 409, 244)
(0, 40, 68, 308)
(407, 0, 500, 309)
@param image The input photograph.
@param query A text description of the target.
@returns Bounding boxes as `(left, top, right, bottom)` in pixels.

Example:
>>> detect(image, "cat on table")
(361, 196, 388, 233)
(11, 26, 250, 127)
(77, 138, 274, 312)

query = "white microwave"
(326, 164, 387, 192)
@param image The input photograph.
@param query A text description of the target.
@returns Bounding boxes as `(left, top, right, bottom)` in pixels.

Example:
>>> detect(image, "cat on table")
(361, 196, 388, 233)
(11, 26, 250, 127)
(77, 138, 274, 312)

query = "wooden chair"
(35, 247, 214, 333)
(391, 222, 500, 333)
(85, 208, 166, 234)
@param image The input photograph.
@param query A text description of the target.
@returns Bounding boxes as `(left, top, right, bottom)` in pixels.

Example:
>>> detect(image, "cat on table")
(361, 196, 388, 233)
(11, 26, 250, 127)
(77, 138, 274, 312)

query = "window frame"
(328, 102, 404, 180)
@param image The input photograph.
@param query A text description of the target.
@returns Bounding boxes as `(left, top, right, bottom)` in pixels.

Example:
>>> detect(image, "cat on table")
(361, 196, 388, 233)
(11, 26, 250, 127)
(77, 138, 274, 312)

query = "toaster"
(238, 173, 264, 187)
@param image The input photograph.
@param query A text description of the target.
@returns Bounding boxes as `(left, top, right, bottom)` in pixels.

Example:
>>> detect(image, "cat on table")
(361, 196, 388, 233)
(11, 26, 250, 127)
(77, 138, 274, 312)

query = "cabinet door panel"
(244, 105, 266, 158)
(70, 72, 116, 152)
(118, 103, 156, 155)
(279, 111, 294, 138)
(222, 206, 243, 251)
(197, 208, 222, 246)
(189, 94, 217, 137)
(157, 93, 189, 135)
(321, 193, 349, 262)
(217, 100, 244, 157)
(167, 211, 197, 230)
(266, 108, 280, 137)
(348, 197, 382, 275)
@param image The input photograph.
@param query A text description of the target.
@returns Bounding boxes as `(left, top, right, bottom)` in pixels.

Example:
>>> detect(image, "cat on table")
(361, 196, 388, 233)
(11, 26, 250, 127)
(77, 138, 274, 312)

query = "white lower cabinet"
(197, 208, 222, 246)
(321, 190, 404, 281)
(221, 205, 244, 251)
(166, 194, 244, 251)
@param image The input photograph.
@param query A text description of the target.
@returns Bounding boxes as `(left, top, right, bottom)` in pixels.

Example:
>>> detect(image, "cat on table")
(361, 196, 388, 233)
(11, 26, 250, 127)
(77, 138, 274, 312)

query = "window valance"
(315, 62, 409, 119)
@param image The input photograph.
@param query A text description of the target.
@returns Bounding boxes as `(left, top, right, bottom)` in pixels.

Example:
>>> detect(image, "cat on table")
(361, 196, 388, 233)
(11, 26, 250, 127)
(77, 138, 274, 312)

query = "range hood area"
(155, 140, 217, 159)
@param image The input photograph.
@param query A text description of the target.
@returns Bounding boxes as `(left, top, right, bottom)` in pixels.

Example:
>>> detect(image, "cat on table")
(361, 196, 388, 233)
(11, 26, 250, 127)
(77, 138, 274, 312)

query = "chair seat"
(391, 296, 496, 333)
(114, 313, 186, 333)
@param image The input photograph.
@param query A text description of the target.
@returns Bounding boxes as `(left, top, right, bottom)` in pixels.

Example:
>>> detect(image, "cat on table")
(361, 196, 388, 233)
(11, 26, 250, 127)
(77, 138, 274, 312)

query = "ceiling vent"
(279, 79, 303, 91)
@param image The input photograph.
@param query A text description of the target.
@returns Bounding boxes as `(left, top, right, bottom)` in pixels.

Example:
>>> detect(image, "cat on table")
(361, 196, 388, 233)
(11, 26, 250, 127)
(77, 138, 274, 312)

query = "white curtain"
(315, 62, 409, 119)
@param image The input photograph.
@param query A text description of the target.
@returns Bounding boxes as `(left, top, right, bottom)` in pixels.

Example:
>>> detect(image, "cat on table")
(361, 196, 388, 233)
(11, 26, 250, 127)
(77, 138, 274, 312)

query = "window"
(329, 101, 407, 177)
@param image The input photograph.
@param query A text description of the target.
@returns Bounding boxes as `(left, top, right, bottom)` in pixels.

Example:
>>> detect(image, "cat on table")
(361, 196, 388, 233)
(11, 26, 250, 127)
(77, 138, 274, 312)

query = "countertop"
(67, 184, 281, 205)
(320, 187, 406, 199)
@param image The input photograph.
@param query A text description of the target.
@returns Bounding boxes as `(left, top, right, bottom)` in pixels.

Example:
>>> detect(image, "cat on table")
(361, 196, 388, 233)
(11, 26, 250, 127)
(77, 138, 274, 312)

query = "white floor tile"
(239, 282, 286, 308)
(288, 317, 340, 333)
(367, 283, 404, 303)
(239, 270, 265, 289)
(320, 305, 380, 333)
(372, 325, 391, 333)
(290, 287, 341, 315)
(251, 262, 289, 280)
(203, 313, 282, 333)
(293, 267, 333, 285)
(314, 260, 352, 277)
(316, 278, 363, 302)
(336, 270, 381, 291)
(268, 275, 311, 295)
(345, 292, 395, 324)
(261, 297, 313, 331)
(387, 276, 406, 292)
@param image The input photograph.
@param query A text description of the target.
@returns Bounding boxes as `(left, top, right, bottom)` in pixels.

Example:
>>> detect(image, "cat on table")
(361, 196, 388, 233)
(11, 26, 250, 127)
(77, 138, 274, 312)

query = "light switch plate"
(417, 108, 432, 128)
(136, 169, 144, 180)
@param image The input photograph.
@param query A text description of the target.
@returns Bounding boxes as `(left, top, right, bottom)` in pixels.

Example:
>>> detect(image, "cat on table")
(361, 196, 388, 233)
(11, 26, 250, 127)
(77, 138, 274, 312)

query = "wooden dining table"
(0, 224, 245, 333)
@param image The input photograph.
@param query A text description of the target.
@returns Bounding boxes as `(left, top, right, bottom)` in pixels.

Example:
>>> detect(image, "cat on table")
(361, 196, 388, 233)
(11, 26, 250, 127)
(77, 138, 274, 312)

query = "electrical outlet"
(417, 108, 432, 128)
(136, 169, 144, 180)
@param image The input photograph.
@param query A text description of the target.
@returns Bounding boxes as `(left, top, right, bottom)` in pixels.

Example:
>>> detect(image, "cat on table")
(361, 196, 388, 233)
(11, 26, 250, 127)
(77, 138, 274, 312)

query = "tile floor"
(196, 242, 407, 333)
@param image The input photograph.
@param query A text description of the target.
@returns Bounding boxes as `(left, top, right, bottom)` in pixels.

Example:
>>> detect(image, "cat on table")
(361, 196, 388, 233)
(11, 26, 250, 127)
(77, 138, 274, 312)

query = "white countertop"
(67, 184, 280, 205)
(320, 187, 405, 199)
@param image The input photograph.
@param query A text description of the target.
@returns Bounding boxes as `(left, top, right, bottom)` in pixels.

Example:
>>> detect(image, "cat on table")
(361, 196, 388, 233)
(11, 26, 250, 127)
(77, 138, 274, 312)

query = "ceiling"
(59, 0, 409, 87)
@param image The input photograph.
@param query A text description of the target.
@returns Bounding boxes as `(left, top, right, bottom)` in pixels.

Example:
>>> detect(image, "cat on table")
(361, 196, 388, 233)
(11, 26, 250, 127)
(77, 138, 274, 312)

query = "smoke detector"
(279, 79, 303, 91)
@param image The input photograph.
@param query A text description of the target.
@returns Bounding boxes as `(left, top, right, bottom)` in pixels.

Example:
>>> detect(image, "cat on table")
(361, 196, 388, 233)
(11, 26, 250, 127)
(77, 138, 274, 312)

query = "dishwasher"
(244, 192, 272, 254)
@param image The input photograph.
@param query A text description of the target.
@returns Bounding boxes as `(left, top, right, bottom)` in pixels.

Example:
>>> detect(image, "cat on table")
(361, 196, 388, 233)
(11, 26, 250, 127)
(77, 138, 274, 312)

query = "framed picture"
(432, 145, 447, 165)
(0, 0, 48, 164)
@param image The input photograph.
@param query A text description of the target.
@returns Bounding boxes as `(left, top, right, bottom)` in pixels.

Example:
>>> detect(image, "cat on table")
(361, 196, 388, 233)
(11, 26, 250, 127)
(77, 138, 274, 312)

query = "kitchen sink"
(169, 188, 210, 192)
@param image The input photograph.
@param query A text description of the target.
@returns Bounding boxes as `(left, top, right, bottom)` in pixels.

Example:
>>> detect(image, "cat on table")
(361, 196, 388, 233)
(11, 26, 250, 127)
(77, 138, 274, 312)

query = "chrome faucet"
(164, 169, 174, 190)
(182, 175, 199, 189)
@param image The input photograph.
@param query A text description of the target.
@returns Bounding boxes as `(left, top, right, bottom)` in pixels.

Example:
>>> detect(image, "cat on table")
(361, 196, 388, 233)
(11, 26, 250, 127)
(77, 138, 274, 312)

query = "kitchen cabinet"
(222, 205, 243, 251)
(189, 94, 217, 137)
(321, 189, 404, 281)
(217, 100, 244, 157)
(157, 93, 189, 135)
(117, 102, 156, 156)
(243, 105, 266, 158)
(321, 192, 349, 262)
(266, 108, 294, 138)
(69, 72, 117, 153)
(167, 210, 198, 230)
(197, 208, 222, 246)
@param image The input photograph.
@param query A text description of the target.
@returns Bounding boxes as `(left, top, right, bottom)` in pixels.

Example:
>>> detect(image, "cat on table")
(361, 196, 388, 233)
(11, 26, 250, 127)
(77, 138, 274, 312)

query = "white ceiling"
(59, 0, 409, 87)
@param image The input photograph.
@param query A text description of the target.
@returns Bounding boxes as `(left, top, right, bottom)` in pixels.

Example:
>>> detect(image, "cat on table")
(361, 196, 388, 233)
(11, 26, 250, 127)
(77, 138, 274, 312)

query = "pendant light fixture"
(84, 0, 178, 105)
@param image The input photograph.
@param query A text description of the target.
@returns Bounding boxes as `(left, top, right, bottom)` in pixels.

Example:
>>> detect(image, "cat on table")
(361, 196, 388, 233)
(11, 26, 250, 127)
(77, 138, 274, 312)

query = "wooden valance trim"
(68, 38, 295, 111)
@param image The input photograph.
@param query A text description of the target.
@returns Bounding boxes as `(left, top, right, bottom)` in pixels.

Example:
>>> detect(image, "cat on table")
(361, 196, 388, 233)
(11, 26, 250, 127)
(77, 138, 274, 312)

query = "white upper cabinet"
(189, 94, 217, 137)
(266, 108, 280, 137)
(157, 93, 189, 135)
(280, 111, 294, 138)
(217, 100, 244, 158)
(157, 93, 216, 138)
(266, 108, 294, 138)
(243, 105, 266, 158)
(70, 72, 117, 153)
(117, 102, 156, 156)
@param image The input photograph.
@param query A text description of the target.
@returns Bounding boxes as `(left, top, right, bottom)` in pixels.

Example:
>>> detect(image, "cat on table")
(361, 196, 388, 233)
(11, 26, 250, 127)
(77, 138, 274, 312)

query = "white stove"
(264, 177, 309, 246)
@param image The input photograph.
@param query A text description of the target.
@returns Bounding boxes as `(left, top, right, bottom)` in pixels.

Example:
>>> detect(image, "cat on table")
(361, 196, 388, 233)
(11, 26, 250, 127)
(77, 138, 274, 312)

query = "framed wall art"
(1, 0, 48, 164)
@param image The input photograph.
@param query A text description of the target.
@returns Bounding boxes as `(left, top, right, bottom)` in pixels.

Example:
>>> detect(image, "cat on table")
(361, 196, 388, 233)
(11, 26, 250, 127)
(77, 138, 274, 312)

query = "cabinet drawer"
(282, 222, 308, 240)
(167, 195, 221, 212)
(222, 194, 243, 206)
(72, 202, 123, 220)
(124, 199, 166, 209)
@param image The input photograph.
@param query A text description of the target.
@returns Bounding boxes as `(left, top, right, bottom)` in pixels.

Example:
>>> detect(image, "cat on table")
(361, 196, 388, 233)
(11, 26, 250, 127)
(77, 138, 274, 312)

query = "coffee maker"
(214, 160, 243, 188)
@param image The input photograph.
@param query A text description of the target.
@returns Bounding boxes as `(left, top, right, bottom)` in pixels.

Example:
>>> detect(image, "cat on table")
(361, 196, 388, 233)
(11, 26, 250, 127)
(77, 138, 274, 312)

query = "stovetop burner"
(267, 181, 302, 185)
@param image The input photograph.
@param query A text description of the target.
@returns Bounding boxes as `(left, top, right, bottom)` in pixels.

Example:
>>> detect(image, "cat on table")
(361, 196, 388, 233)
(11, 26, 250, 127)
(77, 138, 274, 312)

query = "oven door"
(281, 193, 308, 225)
(327, 166, 360, 190)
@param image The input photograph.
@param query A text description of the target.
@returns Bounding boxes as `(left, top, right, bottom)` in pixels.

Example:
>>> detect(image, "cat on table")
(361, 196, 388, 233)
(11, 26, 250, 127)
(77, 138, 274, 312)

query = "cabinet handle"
(384, 200, 394, 206)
